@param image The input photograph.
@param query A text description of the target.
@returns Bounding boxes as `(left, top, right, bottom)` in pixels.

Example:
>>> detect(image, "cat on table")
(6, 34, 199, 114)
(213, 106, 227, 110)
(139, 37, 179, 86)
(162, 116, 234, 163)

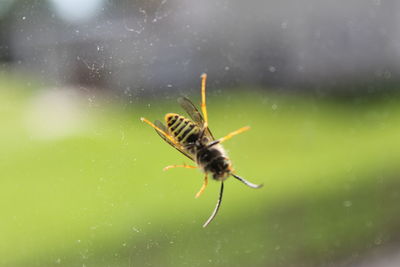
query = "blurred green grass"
(1, 79, 400, 266)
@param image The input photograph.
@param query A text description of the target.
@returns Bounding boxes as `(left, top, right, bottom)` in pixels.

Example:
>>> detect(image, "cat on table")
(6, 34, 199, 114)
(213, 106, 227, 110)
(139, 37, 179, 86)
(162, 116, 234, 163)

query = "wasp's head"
(210, 157, 232, 181)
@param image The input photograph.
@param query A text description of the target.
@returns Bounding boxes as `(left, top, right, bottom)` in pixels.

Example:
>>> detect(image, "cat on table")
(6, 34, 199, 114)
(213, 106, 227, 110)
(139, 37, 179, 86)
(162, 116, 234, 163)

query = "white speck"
(374, 236, 383, 245)
(343, 200, 352, 207)
(383, 70, 392, 79)
(269, 66, 276, 73)
(373, 0, 381, 5)
(132, 227, 140, 233)
(167, 84, 172, 88)
(224, 66, 230, 71)
(22, 16, 26, 20)
(77, 239, 81, 243)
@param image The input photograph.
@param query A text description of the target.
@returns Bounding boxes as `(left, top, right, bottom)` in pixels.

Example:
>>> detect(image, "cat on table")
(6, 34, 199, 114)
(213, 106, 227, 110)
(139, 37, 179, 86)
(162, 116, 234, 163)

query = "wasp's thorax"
(196, 144, 231, 181)
(165, 113, 232, 181)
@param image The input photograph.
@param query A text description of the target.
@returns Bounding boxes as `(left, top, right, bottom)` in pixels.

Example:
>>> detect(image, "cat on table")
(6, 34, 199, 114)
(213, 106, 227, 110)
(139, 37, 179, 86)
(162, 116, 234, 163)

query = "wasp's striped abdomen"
(165, 113, 200, 144)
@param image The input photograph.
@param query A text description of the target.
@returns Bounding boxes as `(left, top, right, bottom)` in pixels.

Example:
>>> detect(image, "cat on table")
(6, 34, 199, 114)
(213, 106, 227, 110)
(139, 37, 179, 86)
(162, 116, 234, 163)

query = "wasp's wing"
(154, 120, 194, 161)
(177, 97, 215, 140)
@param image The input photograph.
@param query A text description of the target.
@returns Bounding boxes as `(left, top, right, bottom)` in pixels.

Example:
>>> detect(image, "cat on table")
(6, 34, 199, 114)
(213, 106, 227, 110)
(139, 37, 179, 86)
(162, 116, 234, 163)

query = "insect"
(141, 73, 263, 227)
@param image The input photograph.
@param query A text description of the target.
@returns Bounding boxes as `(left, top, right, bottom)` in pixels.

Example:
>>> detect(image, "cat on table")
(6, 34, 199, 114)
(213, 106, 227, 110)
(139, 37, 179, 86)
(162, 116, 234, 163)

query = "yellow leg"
(200, 73, 208, 128)
(163, 164, 197, 171)
(140, 117, 181, 147)
(218, 126, 251, 144)
(195, 174, 208, 198)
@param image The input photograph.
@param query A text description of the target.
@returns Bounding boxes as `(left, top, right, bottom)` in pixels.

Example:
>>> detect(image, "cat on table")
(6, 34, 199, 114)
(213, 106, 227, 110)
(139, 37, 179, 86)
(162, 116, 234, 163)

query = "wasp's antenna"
(203, 182, 224, 227)
(231, 173, 263, 189)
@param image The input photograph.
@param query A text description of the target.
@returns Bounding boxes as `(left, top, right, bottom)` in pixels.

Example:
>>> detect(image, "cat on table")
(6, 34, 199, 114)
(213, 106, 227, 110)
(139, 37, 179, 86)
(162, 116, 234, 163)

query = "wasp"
(141, 73, 263, 227)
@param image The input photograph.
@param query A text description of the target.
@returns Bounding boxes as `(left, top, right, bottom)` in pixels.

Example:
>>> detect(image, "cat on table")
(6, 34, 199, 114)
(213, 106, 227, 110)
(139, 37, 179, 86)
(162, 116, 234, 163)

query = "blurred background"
(1, 0, 400, 266)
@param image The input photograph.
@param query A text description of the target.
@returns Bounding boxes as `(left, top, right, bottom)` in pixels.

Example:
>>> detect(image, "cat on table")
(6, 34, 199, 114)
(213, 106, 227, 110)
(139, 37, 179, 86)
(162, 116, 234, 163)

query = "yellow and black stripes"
(165, 113, 200, 143)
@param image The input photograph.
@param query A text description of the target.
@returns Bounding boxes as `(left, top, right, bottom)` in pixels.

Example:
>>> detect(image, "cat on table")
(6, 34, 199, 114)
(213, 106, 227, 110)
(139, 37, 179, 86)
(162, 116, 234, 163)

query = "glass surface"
(1, 1, 400, 266)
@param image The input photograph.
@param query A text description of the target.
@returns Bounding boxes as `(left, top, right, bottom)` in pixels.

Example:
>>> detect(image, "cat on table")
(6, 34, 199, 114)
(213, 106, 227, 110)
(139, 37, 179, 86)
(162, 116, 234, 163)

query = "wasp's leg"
(219, 126, 250, 143)
(207, 126, 251, 147)
(140, 117, 182, 147)
(200, 73, 208, 128)
(195, 173, 208, 198)
(163, 164, 197, 171)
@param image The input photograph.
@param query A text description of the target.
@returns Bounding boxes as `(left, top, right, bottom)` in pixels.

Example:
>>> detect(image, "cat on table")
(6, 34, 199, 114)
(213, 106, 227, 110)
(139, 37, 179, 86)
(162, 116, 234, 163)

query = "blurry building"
(1, 0, 400, 95)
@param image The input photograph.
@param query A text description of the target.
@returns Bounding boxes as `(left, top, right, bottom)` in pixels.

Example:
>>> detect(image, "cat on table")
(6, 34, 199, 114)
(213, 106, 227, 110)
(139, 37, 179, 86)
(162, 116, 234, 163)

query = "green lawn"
(1, 79, 400, 266)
